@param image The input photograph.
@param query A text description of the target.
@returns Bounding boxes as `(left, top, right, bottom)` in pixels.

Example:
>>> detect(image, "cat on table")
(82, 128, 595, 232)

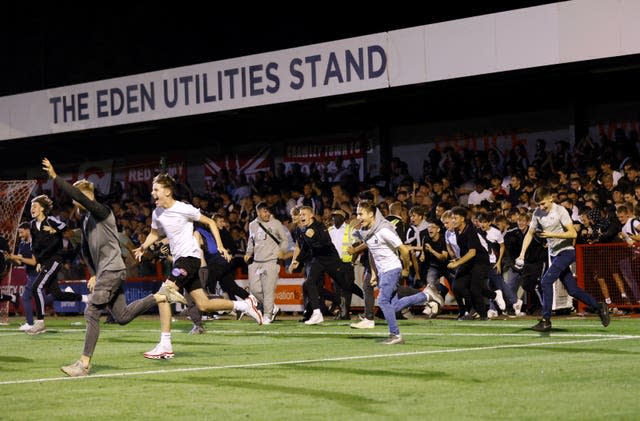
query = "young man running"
(134, 172, 262, 359)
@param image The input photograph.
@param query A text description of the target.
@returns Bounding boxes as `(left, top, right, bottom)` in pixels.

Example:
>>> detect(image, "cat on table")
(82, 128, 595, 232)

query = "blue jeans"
(502, 267, 520, 301)
(378, 267, 428, 336)
(540, 249, 598, 320)
(488, 267, 517, 308)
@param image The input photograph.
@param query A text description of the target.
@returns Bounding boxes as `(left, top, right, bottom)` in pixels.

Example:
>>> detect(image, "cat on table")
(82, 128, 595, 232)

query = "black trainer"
(531, 318, 552, 332)
(598, 302, 610, 327)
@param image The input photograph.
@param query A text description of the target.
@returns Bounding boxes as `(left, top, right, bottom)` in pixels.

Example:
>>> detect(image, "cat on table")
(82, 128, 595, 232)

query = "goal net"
(0, 180, 37, 324)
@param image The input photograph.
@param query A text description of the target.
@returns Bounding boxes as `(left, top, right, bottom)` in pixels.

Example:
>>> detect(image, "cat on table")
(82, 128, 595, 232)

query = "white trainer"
(18, 323, 33, 332)
(425, 283, 444, 307)
(513, 299, 523, 314)
(243, 296, 263, 325)
(143, 343, 174, 359)
(25, 320, 46, 335)
(270, 305, 281, 322)
(304, 310, 323, 325)
(494, 290, 506, 311)
(262, 316, 272, 325)
(350, 318, 374, 329)
(487, 309, 499, 319)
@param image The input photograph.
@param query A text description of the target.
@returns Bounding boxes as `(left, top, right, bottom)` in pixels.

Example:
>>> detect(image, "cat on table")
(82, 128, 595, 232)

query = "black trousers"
(303, 256, 353, 310)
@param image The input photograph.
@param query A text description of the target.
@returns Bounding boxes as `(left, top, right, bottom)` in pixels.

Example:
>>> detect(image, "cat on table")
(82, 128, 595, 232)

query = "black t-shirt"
(292, 226, 311, 263)
(300, 220, 339, 258)
(421, 231, 448, 269)
(455, 222, 489, 269)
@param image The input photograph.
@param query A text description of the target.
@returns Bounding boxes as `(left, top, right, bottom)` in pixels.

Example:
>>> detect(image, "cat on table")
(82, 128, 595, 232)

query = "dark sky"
(3, 2, 561, 96)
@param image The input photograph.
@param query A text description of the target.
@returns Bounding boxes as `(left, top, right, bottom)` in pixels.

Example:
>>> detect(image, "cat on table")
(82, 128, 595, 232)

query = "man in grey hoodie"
(42, 158, 184, 377)
(245, 202, 290, 324)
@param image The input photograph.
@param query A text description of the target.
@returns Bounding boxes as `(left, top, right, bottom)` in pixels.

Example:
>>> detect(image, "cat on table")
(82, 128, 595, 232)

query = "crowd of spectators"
(25, 129, 640, 295)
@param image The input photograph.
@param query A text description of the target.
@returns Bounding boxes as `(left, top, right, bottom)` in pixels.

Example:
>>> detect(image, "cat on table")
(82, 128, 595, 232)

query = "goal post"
(0, 180, 37, 324)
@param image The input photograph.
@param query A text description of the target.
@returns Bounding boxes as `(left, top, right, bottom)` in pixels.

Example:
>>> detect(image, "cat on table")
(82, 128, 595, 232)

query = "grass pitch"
(1, 313, 639, 420)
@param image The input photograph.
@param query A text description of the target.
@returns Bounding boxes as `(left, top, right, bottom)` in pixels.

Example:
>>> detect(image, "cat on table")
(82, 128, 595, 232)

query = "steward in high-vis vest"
(328, 209, 364, 320)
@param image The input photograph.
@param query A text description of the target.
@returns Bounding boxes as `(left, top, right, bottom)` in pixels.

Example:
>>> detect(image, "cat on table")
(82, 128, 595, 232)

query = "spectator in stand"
(532, 139, 548, 171)
(525, 165, 540, 187)
(508, 143, 530, 175)
(600, 157, 624, 186)
(297, 181, 322, 215)
(507, 172, 524, 207)
(431, 179, 444, 205)
(620, 162, 640, 190)
(489, 175, 508, 202)
(467, 179, 493, 207)
(585, 163, 600, 186)
(516, 186, 610, 332)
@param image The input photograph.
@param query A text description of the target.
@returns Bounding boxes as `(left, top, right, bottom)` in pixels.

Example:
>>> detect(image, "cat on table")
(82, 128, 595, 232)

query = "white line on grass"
(1, 327, 638, 339)
(0, 335, 637, 385)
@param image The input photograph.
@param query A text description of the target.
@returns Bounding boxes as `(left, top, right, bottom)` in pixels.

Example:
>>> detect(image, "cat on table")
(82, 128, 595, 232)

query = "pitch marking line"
(0, 335, 636, 385)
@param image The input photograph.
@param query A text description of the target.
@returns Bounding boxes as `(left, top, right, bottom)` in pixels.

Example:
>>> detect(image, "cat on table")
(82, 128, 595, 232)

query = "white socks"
(160, 332, 172, 348)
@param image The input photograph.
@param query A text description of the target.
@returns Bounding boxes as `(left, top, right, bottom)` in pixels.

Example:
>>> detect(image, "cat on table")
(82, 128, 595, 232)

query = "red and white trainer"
(143, 343, 174, 360)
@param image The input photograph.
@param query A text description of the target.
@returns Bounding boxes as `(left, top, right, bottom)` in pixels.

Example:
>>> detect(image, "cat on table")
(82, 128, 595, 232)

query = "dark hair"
(358, 190, 374, 201)
(451, 206, 468, 218)
(255, 201, 271, 212)
(475, 212, 494, 223)
(358, 201, 377, 214)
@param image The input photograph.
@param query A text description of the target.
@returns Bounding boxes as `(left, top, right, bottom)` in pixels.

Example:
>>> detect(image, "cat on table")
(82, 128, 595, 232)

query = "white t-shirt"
(152, 201, 202, 260)
(467, 189, 493, 206)
(621, 217, 640, 242)
(445, 230, 460, 258)
(365, 226, 403, 274)
(484, 226, 504, 264)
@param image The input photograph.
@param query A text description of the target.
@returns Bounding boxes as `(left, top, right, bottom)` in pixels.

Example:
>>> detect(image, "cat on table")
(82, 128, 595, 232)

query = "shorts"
(169, 256, 203, 293)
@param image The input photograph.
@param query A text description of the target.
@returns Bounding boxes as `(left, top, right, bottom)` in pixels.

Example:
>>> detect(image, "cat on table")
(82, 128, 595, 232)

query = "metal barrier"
(576, 243, 640, 312)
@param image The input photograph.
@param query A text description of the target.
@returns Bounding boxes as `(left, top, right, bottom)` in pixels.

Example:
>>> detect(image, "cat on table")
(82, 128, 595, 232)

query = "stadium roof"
(2, 1, 640, 171)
